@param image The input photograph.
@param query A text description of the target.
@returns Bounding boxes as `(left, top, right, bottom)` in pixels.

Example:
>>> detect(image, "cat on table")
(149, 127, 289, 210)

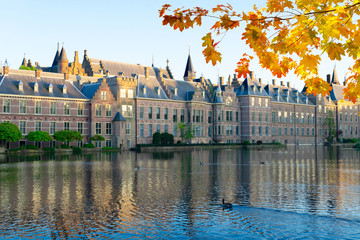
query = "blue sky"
(1, 0, 351, 89)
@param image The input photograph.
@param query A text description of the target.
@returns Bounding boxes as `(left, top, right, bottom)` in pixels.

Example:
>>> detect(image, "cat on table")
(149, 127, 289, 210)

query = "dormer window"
(250, 85, 255, 92)
(174, 88, 177, 96)
(143, 86, 147, 95)
(48, 83, 53, 93)
(34, 82, 38, 93)
(202, 91, 205, 98)
(156, 87, 161, 95)
(18, 81, 23, 92)
(62, 84, 67, 95)
(101, 91, 108, 101)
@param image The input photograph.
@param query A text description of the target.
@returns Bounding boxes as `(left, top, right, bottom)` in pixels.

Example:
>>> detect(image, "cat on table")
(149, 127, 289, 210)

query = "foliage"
(60, 144, 70, 149)
(160, 1, 360, 101)
(26, 131, 52, 142)
(243, 140, 250, 145)
(102, 147, 116, 151)
(25, 144, 39, 150)
(72, 146, 82, 153)
(19, 65, 37, 71)
(161, 132, 174, 144)
(177, 122, 194, 143)
(256, 140, 263, 145)
(353, 143, 360, 148)
(43, 147, 55, 153)
(325, 110, 336, 144)
(0, 122, 22, 145)
(53, 130, 83, 144)
(89, 135, 105, 142)
(83, 143, 95, 148)
(153, 132, 161, 144)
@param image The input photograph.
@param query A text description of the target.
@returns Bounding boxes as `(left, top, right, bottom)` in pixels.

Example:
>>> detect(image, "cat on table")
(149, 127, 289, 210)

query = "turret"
(57, 44, 69, 73)
(331, 66, 340, 85)
(51, 43, 60, 67)
(183, 52, 195, 82)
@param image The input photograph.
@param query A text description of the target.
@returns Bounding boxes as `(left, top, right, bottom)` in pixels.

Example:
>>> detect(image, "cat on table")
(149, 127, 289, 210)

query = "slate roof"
(51, 44, 60, 67)
(80, 82, 101, 99)
(113, 112, 126, 122)
(330, 84, 345, 101)
(264, 84, 314, 105)
(136, 76, 169, 100)
(236, 76, 270, 97)
(58, 46, 68, 61)
(0, 74, 87, 99)
(183, 54, 194, 78)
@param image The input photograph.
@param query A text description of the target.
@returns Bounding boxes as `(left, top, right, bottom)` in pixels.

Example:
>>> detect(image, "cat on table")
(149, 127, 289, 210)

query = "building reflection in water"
(0, 146, 360, 238)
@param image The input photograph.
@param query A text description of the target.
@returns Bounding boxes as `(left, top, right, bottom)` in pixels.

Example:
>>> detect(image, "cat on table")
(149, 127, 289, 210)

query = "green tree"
(89, 134, 105, 147)
(53, 130, 83, 146)
(325, 110, 336, 144)
(152, 132, 161, 144)
(161, 132, 174, 144)
(160, 1, 360, 100)
(26, 131, 52, 148)
(0, 122, 22, 147)
(19, 65, 37, 71)
(177, 122, 194, 143)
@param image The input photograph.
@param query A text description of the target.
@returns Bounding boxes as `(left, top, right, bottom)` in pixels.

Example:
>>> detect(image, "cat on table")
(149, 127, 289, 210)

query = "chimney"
(272, 79, 276, 85)
(84, 50, 87, 56)
(233, 74, 237, 79)
(249, 71, 253, 79)
(326, 74, 331, 83)
(287, 82, 290, 88)
(35, 69, 41, 79)
(3, 66, 9, 75)
(258, 78, 262, 84)
(144, 67, 149, 79)
(280, 81, 284, 86)
(219, 77, 224, 86)
(64, 73, 69, 80)
(106, 70, 110, 77)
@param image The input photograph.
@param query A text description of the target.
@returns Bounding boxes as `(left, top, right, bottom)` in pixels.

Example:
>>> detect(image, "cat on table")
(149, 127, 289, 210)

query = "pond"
(0, 146, 360, 239)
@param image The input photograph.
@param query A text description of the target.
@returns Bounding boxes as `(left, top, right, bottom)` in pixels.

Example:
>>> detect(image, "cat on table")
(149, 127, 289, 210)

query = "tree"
(177, 122, 194, 143)
(26, 131, 52, 148)
(89, 134, 105, 147)
(161, 132, 174, 144)
(19, 65, 37, 71)
(0, 122, 22, 147)
(152, 132, 161, 144)
(325, 110, 336, 144)
(160, 1, 360, 101)
(53, 130, 83, 146)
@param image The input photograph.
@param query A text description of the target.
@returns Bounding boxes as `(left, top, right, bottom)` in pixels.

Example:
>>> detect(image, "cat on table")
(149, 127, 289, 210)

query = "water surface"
(0, 146, 360, 239)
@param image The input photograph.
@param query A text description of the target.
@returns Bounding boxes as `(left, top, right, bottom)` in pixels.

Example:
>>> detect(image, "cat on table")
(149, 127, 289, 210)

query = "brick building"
(0, 45, 359, 148)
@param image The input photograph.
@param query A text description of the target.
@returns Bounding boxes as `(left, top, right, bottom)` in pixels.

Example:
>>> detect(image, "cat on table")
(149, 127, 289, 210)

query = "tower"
(57, 44, 69, 74)
(183, 52, 195, 82)
(51, 43, 60, 68)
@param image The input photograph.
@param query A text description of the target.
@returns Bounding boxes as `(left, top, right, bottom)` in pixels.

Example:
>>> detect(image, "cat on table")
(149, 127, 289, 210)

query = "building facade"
(0, 46, 359, 149)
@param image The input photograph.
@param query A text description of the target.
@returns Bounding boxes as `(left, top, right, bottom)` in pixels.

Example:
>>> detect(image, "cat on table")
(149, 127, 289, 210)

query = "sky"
(0, 0, 352, 90)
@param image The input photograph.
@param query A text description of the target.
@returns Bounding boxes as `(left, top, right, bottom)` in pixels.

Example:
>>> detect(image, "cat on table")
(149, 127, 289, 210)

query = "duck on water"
(222, 199, 232, 208)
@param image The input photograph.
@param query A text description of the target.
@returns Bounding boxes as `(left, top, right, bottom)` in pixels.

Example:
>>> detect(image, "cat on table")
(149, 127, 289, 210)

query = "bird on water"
(259, 161, 265, 165)
(222, 199, 232, 208)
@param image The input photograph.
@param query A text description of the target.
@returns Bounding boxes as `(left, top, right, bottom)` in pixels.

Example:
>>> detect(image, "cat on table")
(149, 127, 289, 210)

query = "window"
(126, 123, 130, 135)
(96, 123, 102, 135)
(19, 121, 26, 134)
(128, 89, 134, 98)
(35, 121, 41, 131)
(340, 114, 343, 121)
(259, 113, 262, 122)
(122, 105, 133, 117)
(307, 128, 310, 135)
(259, 126, 262, 136)
(290, 113, 294, 123)
(139, 124, 144, 137)
(50, 102, 56, 115)
(284, 127, 287, 135)
(265, 99, 268, 107)
(3, 99, 10, 113)
(19, 100, 26, 113)
(284, 112, 287, 123)
(33, 101, 40, 114)
(236, 112, 239, 122)
(156, 107, 161, 119)
(272, 112, 276, 122)
(106, 123, 112, 135)
(101, 91, 108, 100)
(106, 104, 112, 117)
(149, 107, 153, 119)
(78, 103, 84, 115)
(164, 108, 168, 120)
(165, 125, 168, 133)
(50, 122, 56, 135)
(201, 110, 204, 122)
(106, 140, 112, 147)
(252, 112, 255, 121)
(173, 126, 177, 136)
(173, 109, 178, 122)
(208, 111, 212, 123)
(251, 97, 255, 106)
(265, 126, 268, 135)
(140, 107, 144, 119)
(64, 122, 70, 130)
(209, 126, 212, 137)
(278, 111, 282, 122)
(258, 98, 262, 107)
(236, 126, 240, 135)
(312, 128, 315, 136)
(149, 124, 153, 137)
(301, 128, 305, 135)
(272, 127, 275, 135)
(157, 124, 160, 132)
(127, 139, 131, 148)
(290, 128, 293, 135)
(78, 122, 83, 134)
(181, 109, 185, 122)
(265, 113, 268, 122)
(95, 104, 102, 117)
(226, 111, 230, 121)
(120, 89, 126, 98)
(196, 110, 200, 122)
(64, 103, 70, 115)
(279, 127, 282, 136)
(252, 126, 255, 135)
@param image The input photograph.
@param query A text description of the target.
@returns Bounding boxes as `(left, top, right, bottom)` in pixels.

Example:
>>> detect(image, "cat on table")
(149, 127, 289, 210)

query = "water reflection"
(0, 146, 360, 239)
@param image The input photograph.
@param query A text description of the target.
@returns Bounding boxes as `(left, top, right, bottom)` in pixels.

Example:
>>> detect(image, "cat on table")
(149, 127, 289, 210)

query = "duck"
(259, 161, 265, 165)
(222, 199, 232, 208)
(135, 165, 141, 170)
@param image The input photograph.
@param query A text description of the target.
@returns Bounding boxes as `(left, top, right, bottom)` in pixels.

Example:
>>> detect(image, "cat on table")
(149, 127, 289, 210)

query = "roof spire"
(152, 54, 154, 67)
(183, 50, 195, 81)
(331, 65, 339, 84)
(166, 58, 169, 67)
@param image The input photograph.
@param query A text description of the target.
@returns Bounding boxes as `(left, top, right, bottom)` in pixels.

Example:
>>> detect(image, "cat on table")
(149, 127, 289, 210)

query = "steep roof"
(332, 67, 340, 84)
(0, 73, 87, 99)
(58, 46, 68, 62)
(113, 112, 126, 122)
(183, 54, 194, 78)
(330, 84, 345, 101)
(264, 83, 315, 105)
(236, 76, 269, 97)
(80, 82, 101, 99)
(162, 78, 211, 102)
(51, 44, 60, 67)
(136, 76, 169, 100)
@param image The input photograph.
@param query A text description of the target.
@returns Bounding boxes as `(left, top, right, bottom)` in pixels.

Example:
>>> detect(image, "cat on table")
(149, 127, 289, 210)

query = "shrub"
(177, 140, 182, 144)
(8, 148, 20, 152)
(256, 140, 263, 145)
(83, 143, 95, 148)
(152, 132, 161, 144)
(72, 146, 82, 153)
(43, 147, 55, 153)
(354, 143, 360, 148)
(25, 144, 39, 150)
(243, 140, 250, 145)
(161, 132, 174, 144)
(102, 147, 115, 150)
(60, 144, 70, 149)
